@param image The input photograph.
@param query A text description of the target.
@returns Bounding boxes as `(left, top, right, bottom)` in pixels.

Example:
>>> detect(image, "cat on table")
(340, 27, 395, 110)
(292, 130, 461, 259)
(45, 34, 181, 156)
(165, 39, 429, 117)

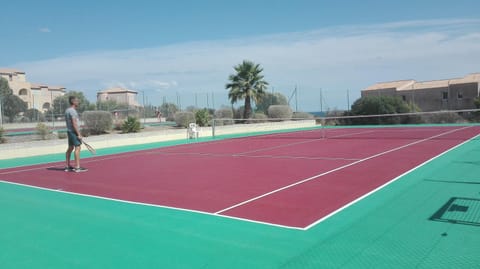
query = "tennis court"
(1, 123, 480, 268)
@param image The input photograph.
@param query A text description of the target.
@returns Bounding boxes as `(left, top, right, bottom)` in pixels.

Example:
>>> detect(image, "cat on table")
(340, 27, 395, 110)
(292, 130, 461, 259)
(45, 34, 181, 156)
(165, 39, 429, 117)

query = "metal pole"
(447, 80, 451, 110)
(347, 89, 350, 112)
(143, 90, 146, 126)
(0, 96, 3, 127)
(211, 92, 215, 110)
(320, 88, 323, 113)
(32, 94, 36, 122)
(177, 92, 181, 110)
(295, 86, 298, 112)
(206, 93, 209, 109)
(51, 91, 55, 128)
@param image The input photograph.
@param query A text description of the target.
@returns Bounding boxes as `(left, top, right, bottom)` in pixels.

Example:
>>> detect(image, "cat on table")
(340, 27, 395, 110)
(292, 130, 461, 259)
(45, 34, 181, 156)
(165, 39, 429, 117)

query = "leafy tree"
(24, 108, 45, 122)
(96, 100, 119, 111)
(159, 102, 179, 120)
(350, 95, 416, 115)
(347, 95, 419, 125)
(142, 104, 157, 118)
(474, 97, 480, 108)
(0, 77, 14, 123)
(3, 94, 27, 122)
(0, 77, 12, 97)
(226, 60, 269, 119)
(0, 127, 5, 143)
(53, 91, 91, 115)
(256, 92, 288, 114)
(185, 105, 198, 112)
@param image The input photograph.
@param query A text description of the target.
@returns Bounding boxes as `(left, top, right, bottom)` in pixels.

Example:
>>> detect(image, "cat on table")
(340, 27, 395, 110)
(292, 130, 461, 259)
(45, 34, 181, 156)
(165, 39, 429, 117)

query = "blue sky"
(1, 0, 480, 111)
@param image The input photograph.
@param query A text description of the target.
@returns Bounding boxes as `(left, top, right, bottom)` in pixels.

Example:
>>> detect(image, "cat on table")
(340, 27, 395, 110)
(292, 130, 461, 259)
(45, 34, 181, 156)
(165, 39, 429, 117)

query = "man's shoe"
(64, 166, 75, 172)
(74, 167, 88, 173)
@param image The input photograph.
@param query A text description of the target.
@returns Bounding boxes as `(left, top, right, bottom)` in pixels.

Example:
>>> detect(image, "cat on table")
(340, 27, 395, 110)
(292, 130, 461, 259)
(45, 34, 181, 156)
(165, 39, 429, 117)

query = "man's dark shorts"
(67, 131, 81, 147)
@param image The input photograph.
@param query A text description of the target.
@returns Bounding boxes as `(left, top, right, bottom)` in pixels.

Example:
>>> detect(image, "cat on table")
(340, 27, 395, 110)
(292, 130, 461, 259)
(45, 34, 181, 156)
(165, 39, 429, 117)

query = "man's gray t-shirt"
(65, 107, 79, 133)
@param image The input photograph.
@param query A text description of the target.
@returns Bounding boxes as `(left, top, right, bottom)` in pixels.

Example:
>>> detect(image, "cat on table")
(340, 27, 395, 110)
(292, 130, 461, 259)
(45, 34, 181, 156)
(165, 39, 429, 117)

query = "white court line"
(234, 130, 376, 156)
(0, 126, 480, 230)
(0, 180, 303, 230)
(0, 150, 158, 175)
(303, 131, 480, 230)
(0, 127, 361, 175)
(214, 126, 473, 215)
(149, 151, 361, 161)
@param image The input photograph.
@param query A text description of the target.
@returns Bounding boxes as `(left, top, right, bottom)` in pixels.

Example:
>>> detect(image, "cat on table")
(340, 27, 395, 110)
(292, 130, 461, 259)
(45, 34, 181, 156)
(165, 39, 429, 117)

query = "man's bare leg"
(74, 145, 81, 168)
(66, 145, 74, 168)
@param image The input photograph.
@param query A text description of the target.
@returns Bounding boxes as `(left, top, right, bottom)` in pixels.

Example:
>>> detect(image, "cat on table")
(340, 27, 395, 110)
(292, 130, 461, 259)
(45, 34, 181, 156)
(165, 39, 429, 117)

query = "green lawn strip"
(278, 136, 480, 268)
(0, 182, 315, 269)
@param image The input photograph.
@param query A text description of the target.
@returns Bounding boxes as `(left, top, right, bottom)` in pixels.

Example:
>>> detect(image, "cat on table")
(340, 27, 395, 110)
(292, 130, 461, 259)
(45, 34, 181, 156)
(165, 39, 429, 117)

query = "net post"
(321, 117, 326, 139)
(212, 118, 216, 138)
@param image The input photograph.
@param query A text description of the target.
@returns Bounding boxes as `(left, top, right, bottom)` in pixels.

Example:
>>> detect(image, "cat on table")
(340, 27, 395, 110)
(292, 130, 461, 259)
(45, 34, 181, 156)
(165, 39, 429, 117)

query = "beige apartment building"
(0, 68, 66, 111)
(97, 87, 140, 107)
(362, 73, 480, 111)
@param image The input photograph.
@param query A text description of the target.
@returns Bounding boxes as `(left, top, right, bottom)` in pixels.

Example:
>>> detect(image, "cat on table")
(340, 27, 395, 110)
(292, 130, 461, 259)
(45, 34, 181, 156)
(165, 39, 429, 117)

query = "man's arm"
(72, 117, 83, 140)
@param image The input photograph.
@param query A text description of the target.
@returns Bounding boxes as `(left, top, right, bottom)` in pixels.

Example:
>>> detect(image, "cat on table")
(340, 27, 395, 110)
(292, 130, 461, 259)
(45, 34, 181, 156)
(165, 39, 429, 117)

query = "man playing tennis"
(65, 96, 88, 172)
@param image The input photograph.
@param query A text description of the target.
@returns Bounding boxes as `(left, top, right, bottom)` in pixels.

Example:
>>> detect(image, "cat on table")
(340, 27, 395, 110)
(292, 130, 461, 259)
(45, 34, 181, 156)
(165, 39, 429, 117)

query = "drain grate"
(430, 197, 480, 226)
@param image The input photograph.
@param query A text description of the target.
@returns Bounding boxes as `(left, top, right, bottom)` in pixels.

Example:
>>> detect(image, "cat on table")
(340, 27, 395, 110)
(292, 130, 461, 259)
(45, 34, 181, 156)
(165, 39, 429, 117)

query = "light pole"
(51, 91, 55, 128)
(0, 95, 3, 127)
(142, 90, 146, 127)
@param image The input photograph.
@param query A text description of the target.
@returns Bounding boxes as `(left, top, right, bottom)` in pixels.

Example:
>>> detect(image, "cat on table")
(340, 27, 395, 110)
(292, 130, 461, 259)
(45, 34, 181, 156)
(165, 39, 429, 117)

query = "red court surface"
(1, 126, 479, 229)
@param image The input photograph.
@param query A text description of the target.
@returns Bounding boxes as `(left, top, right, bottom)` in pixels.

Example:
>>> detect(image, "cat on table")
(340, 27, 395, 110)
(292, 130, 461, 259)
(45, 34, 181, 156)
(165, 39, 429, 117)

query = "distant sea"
(308, 111, 326, 117)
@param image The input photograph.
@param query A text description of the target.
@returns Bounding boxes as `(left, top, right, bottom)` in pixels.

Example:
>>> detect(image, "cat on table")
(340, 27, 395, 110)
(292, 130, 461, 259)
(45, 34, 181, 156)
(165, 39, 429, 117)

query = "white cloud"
(17, 19, 480, 111)
(39, 27, 51, 33)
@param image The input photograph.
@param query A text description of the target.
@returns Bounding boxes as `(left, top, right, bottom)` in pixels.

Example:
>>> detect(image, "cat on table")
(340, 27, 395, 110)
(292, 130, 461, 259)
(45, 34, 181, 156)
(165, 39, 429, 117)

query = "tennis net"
(316, 108, 480, 139)
(208, 109, 480, 140)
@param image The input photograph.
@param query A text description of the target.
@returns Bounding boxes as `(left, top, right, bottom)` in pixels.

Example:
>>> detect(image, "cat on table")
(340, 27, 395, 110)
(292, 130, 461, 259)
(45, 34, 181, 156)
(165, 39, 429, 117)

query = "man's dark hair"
(69, 96, 77, 105)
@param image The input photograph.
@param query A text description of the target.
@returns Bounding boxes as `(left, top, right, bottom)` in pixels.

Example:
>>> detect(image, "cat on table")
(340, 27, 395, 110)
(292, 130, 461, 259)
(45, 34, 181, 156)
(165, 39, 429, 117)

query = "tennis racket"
(82, 139, 96, 155)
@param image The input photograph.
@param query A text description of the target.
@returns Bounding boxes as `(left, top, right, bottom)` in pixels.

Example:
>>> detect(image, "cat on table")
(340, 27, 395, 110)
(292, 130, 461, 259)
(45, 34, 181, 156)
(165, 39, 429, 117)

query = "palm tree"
(226, 60, 269, 119)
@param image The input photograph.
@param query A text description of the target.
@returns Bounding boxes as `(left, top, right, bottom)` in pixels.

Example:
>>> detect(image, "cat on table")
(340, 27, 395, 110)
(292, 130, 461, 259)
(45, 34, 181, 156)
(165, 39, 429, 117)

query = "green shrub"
(420, 112, 466, 124)
(82, 111, 113, 135)
(113, 122, 123, 131)
(195, 109, 211, 127)
(122, 116, 141, 133)
(214, 108, 234, 126)
(24, 108, 45, 122)
(0, 127, 5, 143)
(268, 105, 293, 120)
(36, 123, 50, 140)
(249, 112, 268, 123)
(80, 128, 91, 137)
(234, 106, 245, 119)
(174, 111, 195, 128)
(57, 132, 67, 139)
(292, 111, 314, 120)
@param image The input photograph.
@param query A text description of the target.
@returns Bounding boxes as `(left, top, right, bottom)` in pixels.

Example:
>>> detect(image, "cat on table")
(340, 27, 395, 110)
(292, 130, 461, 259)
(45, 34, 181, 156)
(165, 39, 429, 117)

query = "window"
(8, 74, 12, 81)
(457, 92, 463, 99)
(442, 91, 448, 100)
(402, 95, 406, 101)
(19, 89, 28, 95)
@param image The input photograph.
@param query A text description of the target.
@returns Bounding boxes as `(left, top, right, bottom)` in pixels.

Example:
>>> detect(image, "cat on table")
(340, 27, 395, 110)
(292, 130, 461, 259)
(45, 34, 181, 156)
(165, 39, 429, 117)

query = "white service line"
(0, 179, 304, 230)
(234, 130, 375, 155)
(214, 126, 472, 215)
(149, 151, 361, 161)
